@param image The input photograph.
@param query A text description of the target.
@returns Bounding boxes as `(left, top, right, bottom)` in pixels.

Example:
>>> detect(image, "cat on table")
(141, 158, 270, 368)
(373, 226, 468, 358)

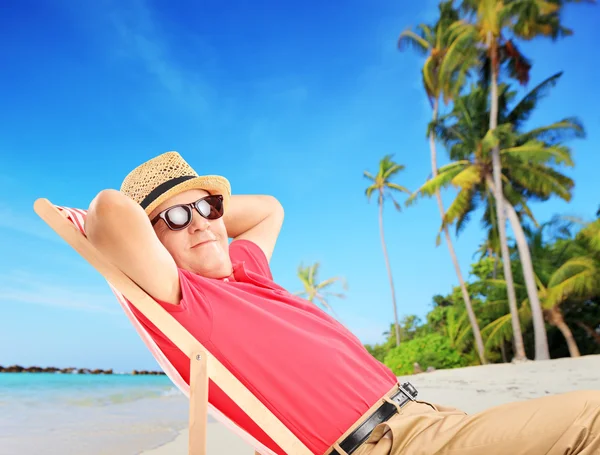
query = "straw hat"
(120, 151, 231, 216)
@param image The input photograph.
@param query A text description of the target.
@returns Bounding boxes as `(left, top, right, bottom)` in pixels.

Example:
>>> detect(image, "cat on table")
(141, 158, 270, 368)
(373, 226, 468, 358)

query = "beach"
(143, 354, 600, 454)
(2, 355, 599, 454)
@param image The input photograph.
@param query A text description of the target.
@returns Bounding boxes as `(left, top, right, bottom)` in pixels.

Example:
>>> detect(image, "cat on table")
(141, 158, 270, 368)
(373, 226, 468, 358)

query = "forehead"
(150, 189, 209, 218)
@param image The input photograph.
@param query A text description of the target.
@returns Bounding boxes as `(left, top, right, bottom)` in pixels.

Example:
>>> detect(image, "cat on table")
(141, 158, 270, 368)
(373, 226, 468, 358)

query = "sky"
(1, 0, 598, 372)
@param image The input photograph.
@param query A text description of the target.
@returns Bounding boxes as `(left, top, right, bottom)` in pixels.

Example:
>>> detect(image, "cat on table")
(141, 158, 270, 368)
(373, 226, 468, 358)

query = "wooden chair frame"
(34, 198, 313, 455)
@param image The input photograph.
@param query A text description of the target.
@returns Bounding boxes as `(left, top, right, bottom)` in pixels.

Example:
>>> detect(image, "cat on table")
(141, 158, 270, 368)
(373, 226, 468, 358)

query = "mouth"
(192, 239, 216, 249)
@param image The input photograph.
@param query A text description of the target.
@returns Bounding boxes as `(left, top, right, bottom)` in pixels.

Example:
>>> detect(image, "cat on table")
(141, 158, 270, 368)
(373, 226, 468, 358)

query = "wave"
(65, 386, 183, 407)
(161, 387, 183, 397)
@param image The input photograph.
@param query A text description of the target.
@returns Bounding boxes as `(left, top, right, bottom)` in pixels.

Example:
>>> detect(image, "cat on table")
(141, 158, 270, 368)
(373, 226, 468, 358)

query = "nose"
(188, 212, 210, 232)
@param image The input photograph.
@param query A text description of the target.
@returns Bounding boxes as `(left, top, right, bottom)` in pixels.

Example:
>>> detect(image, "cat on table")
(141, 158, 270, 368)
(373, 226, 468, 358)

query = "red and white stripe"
(56, 205, 274, 455)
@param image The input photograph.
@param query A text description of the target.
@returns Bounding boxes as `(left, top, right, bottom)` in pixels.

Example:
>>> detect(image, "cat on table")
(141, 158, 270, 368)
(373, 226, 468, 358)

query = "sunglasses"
(151, 195, 224, 231)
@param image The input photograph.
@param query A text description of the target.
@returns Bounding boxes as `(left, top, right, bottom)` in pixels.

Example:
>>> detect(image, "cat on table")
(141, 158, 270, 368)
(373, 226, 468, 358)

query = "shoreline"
(142, 355, 600, 454)
(0, 366, 166, 375)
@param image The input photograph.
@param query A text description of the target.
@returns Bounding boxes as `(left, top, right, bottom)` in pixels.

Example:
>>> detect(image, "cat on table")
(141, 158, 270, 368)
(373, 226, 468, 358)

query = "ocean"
(0, 373, 190, 455)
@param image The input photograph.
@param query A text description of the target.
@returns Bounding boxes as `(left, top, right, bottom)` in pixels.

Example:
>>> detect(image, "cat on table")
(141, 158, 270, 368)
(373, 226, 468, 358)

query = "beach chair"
(34, 198, 314, 455)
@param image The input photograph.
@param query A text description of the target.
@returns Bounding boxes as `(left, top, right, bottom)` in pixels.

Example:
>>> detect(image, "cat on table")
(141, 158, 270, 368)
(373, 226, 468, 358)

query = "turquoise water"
(0, 373, 190, 454)
(0, 372, 177, 406)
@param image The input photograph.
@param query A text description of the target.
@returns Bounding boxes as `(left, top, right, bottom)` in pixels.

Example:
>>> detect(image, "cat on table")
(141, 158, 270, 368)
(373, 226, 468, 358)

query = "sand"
(141, 354, 600, 454)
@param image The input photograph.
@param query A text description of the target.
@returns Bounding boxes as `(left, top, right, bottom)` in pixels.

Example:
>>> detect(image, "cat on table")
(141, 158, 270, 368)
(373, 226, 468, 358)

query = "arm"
(222, 195, 284, 263)
(84, 189, 182, 306)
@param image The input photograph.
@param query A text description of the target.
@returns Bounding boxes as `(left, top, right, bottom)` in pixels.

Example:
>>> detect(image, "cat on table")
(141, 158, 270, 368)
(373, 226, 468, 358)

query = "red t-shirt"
(129, 239, 397, 455)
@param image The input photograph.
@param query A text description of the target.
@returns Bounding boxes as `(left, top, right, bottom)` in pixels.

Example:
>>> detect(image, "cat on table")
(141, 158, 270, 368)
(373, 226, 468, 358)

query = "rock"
(0, 364, 159, 375)
(131, 369, 165, 375)
(426, 366, 436, 373)
(413, 362, 423, 374)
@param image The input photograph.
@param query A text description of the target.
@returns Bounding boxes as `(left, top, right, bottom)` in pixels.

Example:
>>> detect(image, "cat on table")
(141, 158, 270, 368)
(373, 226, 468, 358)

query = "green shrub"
(382, 332, 469, 375)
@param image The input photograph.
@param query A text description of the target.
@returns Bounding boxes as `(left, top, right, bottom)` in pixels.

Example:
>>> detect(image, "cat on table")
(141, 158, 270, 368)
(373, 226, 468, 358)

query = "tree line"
(296, 0, 599, 373)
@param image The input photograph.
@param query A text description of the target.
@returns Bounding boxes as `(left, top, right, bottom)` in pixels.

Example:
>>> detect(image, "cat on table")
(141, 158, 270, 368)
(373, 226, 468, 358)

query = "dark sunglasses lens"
(165, 206, 192, 229)
(196, 196, 223, 219)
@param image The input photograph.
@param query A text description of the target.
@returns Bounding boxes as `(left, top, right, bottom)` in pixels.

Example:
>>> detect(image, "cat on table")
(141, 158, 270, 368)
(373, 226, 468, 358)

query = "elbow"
(269, 196, 284, 223)
(85, 189, 131, 243)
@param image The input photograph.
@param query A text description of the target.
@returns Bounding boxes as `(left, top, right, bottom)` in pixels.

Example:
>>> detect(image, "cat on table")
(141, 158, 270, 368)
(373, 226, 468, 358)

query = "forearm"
(223, 194, 283, 238)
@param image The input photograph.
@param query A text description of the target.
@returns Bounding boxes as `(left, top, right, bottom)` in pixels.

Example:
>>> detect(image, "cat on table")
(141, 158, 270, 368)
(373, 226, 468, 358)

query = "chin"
(196, 259, 231, 278)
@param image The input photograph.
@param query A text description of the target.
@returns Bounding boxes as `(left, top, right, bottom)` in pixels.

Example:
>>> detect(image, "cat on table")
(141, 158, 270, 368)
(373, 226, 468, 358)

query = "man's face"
(149, 189, 232, 278)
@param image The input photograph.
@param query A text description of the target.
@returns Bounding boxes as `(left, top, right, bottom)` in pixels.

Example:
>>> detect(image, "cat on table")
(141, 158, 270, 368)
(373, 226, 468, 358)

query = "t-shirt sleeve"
(228, 239, 273, 280)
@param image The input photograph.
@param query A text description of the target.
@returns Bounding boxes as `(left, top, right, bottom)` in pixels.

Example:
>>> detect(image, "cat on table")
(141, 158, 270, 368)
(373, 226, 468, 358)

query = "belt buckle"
(398, 382, 418, 401)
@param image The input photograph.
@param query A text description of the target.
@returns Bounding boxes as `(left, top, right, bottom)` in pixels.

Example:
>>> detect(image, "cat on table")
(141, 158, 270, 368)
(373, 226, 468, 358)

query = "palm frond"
(481, 313, 514, 350)
(520, 117, 585, 145)
(406, 161, 469, 206)
(296, 262, 346, 312)
(501, 140, 574, 166)
(389, 194, 403, 212)
(317, 275, 348, 291)
(505, 71, 563, 126)
(482, 299, 509, 315)
(579, 219, 600, 252)
(452, 164, 482, 189)
(364, 184, 378, 201)
(422, 55, 439, 98)
(315, 295, 336, 313)
(454, 190, 479, 237)
(507, 164, 573, 202)
(545, 257, 599, 307)
(481, 128, 500, 155)
(481, 298, 532, 351)
(387, 182, 411, 194)
(443, 186, 476, 228)
(382, 162, 406, 180)
(363, 171, 375, 181)
(481, 278, 526, 291)
(397, 29, 432, 53)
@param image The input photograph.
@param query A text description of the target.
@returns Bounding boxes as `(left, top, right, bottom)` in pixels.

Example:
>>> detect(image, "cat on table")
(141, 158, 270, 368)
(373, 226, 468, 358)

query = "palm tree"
(536, 260, 598, 357)
(398, 1, 487, 364)
(459, 0, 587, 361)
(483, 230, 599, 358)
(408, 77, 582, 360)
(364, 155, 411, 347)
(295, 262, 347, 319)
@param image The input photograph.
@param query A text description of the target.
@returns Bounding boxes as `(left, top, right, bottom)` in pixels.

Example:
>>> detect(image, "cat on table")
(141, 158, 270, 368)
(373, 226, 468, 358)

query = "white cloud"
(108, 0, 216, 115)
(0, 202, 64, 243)
(0, 271, 120, 315)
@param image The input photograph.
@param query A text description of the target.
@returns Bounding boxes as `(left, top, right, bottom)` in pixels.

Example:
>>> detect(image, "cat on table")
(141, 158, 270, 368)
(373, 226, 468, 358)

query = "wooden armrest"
(189, 350, 209, 455)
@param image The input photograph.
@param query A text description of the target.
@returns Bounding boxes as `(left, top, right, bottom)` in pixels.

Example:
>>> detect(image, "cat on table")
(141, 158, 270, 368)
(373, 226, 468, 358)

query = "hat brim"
(144, 175, 231, 217)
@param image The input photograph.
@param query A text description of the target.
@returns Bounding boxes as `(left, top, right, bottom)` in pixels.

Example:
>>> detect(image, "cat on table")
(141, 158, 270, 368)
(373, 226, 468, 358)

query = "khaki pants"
(354, 390, 600, 455)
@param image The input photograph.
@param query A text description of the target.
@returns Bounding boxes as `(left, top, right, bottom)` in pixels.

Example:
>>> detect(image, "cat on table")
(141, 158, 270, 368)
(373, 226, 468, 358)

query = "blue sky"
(1, 0, 598, 372)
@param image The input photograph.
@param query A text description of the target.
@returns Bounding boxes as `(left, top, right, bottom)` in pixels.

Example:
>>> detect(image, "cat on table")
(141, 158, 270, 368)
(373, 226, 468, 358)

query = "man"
(85, 151, 600, 455)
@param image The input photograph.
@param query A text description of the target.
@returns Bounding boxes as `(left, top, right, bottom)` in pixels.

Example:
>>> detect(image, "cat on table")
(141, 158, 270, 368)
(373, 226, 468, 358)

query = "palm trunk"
(487, 36, 527, 361)
(504, 200, 551, 360)
(548, 308, 581, 357)
(378, 192, 401, 347)
(430, 99, 487, 364)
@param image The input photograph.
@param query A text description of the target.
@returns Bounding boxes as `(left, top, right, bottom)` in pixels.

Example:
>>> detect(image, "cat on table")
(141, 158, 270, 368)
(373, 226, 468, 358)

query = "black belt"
(330, 382, 418, 455)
